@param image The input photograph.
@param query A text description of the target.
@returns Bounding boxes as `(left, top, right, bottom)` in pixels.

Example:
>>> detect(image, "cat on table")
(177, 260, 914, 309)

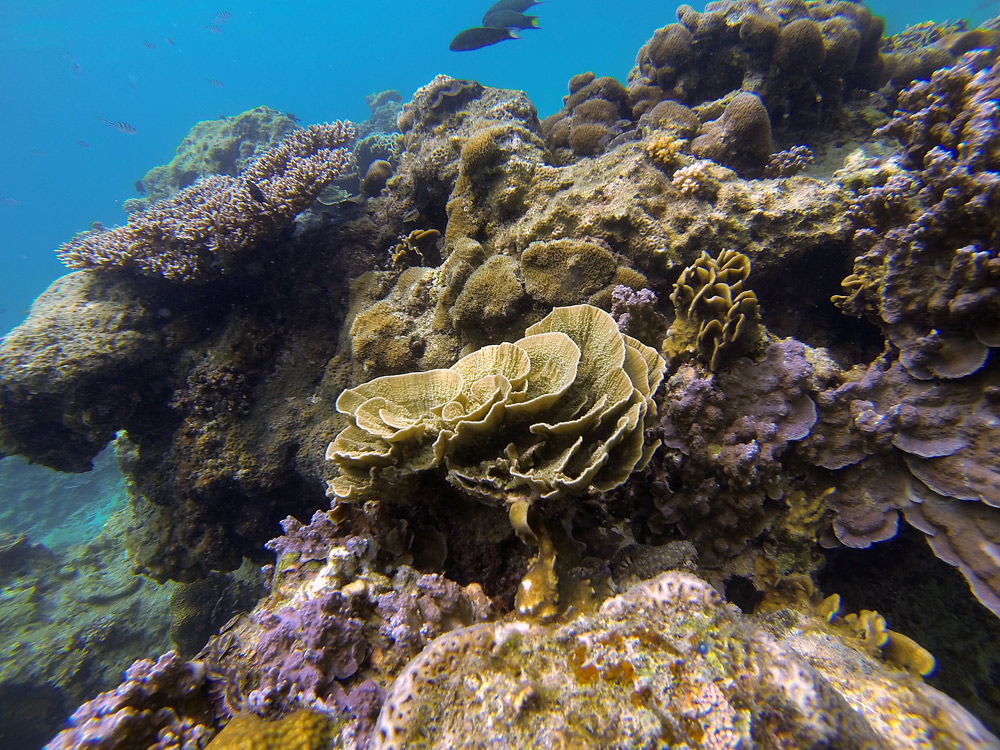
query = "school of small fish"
(450, 0, 542, 51)
(52, 10, 231, 159)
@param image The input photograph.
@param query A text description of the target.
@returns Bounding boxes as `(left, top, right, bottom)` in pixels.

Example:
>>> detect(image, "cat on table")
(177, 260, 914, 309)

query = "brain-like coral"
(691, 92, 774, 174)
(326, 304, 665, 511)
(628, 0, 885, 127)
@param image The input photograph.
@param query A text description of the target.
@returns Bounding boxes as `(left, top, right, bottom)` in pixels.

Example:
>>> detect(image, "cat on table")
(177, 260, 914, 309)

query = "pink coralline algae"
(44, 651, 216, 750)
(55, 121, 356, 283)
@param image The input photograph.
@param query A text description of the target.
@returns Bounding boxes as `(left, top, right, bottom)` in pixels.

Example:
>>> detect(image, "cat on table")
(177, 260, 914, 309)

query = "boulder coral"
(371, 571, 995, 750)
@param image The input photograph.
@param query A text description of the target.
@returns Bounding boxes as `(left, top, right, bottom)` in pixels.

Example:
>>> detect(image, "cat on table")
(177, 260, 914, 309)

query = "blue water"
(0, 0, 992, 337)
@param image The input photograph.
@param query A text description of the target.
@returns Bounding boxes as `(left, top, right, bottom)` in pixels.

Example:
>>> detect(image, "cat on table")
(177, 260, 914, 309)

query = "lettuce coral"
(326, 304, 665, 511)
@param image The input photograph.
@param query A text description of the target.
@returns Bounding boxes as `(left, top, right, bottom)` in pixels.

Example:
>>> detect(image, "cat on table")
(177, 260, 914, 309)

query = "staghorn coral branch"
(56, 121, 356, 283)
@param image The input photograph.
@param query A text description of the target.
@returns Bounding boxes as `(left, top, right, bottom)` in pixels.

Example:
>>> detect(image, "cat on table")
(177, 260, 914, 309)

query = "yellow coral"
(206, 709, 335, 750)
(666, 249, 761, 370)
(645, 133, 689, 171)
(327, 304, 665, 506)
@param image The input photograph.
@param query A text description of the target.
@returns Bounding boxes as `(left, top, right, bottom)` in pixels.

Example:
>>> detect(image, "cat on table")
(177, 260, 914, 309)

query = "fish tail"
(528, 17, 540, 28)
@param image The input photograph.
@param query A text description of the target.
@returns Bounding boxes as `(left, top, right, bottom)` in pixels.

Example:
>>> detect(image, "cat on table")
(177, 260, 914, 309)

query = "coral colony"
(4, 0, 1000, 748)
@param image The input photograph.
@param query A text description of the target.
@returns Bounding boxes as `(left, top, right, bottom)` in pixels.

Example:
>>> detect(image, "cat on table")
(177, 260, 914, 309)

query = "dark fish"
(134, 180, 146, 196)
(206, 24, 222, 33)
(165, 36, 175, 45)
(449, 26, 519, 51)
(484, 0, 543, 14)
(77, 139, 90, 148)
(143, 41, 156, 49)
(207, 78, 225, 87)
(65, 52, 81, 74)
(30, 149, 49, 157)
(0, 197, 20, 206)
(481, 10, 540, 28)
(214, 10, 232, 23)
(286, 112, 301, 122)
(99, 117, 137, 134)
(245, 181, 267, 202)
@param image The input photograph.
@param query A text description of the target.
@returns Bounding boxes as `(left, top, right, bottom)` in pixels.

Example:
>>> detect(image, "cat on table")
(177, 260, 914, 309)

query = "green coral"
(326, 304, 665, 510)
(520, 239, 618, 306)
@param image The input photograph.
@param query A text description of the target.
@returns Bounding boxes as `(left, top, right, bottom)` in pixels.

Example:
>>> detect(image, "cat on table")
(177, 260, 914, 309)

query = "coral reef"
(136, 107, 301, 206)
(6, 4, 1000, 742)
(836, 51, 1000, 380)
(44, 650, 215, 750)
(327, 304, 665, 515)
(664, 249, 761, 370)
(691, 92, 774, 174)
(56, 122, 356, 282)
(370, 571, 995, 749)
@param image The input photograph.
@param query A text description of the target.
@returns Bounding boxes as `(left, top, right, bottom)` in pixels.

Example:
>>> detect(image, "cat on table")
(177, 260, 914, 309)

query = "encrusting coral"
(56, 122, 356, 282)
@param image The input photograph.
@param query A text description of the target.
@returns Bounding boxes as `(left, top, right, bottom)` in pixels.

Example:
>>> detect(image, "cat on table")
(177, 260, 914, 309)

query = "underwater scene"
(3, 0, 1000, 747)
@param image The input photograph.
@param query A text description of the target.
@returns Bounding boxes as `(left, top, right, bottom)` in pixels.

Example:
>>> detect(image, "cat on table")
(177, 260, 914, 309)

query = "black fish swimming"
(134, 180, 146, 196)
(483, 0, 543, 15)
(449, 26, 519, 51)
(481, 10, 540, 28)
(245, 181, 267, 203)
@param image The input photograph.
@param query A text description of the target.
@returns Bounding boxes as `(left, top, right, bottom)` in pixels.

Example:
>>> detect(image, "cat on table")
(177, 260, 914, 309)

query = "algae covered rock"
(327, 304, 665, 508)
(372, 571, 998, 750)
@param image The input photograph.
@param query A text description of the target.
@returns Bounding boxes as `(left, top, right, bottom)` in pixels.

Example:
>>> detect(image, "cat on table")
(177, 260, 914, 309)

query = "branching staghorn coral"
(665, 248, 761, 370)
(56, 122, 356, 282)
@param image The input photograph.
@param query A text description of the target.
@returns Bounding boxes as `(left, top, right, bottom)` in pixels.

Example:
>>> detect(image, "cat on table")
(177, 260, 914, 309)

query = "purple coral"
(651, 338, 817, 562)
(45, 651, 216, 750)
(841, 52, 1000, 379)
(247, 588, 366, 713)
(610, 285, 668, 347)
(56, 121, 356, 282)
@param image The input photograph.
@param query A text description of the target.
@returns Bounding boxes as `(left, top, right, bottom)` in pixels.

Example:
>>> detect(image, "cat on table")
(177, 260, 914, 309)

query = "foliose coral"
(56, 122, 356, 282)
(665, 248, 761, 370)
(326, 304, 665, 511)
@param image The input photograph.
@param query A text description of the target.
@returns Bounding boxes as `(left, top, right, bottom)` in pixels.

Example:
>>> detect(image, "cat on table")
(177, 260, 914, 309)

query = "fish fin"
(529, 18, 540, 28)
(509, 27, 521, 39)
